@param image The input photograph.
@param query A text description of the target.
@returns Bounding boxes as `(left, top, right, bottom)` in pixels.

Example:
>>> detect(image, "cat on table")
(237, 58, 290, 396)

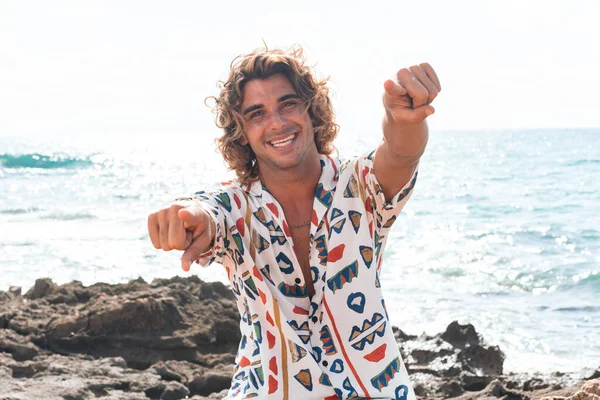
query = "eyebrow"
(242, 93, 302, 116)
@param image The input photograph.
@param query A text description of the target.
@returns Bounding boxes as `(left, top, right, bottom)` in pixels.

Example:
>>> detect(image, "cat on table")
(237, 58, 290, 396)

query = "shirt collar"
(239, 154, 339, 198)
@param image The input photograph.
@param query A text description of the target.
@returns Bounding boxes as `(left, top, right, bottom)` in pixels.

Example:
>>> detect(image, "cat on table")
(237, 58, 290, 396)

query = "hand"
(383, 63, 441, 125)
(147, 200, 215, 271)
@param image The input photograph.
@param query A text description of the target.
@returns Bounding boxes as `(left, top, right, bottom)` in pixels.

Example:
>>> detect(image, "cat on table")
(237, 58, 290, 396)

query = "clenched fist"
(147, 200, 215, 271)
(383, 63, 441, 125)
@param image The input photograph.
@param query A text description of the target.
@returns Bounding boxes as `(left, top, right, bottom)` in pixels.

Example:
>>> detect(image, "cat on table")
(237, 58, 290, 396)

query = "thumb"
(178, 203, 207, 230)
(391, 105, 435, 124)
(384, 79, 407, 97)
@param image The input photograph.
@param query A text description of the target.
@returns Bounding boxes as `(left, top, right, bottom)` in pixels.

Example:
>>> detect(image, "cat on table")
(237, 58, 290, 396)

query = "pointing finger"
(181, 218, 215, 271)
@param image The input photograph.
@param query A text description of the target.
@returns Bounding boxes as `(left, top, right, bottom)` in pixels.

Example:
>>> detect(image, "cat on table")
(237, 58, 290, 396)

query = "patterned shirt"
(193, 151, 418, 400)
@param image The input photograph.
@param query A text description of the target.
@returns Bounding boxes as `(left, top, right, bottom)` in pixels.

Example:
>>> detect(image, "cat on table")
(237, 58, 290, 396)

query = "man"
(148, 46, 440, 400)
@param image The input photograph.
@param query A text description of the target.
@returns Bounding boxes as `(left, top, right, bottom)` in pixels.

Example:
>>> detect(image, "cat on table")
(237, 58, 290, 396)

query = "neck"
(258, 153, 322, 206)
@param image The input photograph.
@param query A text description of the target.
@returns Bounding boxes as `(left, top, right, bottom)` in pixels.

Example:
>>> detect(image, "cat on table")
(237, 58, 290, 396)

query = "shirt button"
(295, 278, 301, 284)
(322, 360, 328, 367)
(311, 316, 318, 323)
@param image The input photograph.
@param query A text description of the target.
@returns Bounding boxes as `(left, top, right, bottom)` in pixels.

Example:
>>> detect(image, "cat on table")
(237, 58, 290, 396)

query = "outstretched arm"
(147, 200, 216, 271)
(374, 63, 441, 202)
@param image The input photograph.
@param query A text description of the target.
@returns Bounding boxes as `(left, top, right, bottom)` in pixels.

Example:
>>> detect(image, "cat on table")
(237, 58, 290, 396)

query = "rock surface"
(0, 277, 598, 399)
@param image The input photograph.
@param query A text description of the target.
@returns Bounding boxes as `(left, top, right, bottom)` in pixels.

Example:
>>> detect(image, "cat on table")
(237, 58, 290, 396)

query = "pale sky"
(1, 0, 599, 139)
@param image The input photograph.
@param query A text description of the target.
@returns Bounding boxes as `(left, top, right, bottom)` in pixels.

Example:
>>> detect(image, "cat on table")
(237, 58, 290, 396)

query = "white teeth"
(270, 134, 295, 147)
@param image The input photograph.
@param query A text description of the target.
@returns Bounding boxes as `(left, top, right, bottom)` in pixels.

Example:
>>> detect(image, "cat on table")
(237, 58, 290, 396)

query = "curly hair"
(207, 45, 339, 183)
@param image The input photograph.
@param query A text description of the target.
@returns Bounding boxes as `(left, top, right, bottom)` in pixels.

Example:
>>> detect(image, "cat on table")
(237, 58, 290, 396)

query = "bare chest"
(284, 210, 315, 298)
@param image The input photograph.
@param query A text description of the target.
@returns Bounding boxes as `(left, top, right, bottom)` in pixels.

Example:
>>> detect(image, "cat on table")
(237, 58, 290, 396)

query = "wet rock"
(441, 321, 480, 349)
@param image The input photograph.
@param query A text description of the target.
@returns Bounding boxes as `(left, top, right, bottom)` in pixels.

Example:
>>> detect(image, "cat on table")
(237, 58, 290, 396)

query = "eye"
(249, 110, 264, 119)
(282, 101, 298, 110)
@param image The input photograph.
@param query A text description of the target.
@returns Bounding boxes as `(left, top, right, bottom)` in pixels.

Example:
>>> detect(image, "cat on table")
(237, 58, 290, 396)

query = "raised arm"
(374, 63, 441, 202)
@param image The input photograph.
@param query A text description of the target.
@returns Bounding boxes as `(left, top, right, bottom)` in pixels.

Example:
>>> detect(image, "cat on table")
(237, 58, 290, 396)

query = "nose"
(266, 110, 286, 132)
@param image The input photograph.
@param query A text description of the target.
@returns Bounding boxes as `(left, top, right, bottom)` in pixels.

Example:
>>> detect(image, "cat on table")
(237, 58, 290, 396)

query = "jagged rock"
(189, 371, 233, 396)
(1, 277, 598, 400)
(541, 379, 600, 400)
(160, 381, 191, 400)
(0, 329, 41, 361)
(438, 379, 465, 397)
(25, 278, 58, 299)
(441, 321, 480, 349)
(9, 286, 22, 298)
(150, 360, 204, 383)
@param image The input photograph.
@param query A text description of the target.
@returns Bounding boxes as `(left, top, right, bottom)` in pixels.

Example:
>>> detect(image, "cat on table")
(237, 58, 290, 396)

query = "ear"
(240, 134, 248, 146)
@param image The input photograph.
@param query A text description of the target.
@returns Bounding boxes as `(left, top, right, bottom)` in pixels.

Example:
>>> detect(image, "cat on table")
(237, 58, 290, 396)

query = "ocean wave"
(40, 212, 97, 221)
(0, 153, 94, 169)
(565, 159, 600, 167)
(553, 305, 600, 312)
(0, 207, 43, 215)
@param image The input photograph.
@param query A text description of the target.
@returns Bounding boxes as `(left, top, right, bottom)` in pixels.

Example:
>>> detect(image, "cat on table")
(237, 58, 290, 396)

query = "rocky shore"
(0, 277, 598, 400)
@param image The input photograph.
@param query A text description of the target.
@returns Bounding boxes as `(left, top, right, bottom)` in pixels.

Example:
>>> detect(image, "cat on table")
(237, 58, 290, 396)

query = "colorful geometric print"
(251, 229, 270, 253)
(330, 359, 344, 373)
(327, 260, 359, 293)
(215, 192, 232, 212)
(319, 325, 338, 355)
(398, 172, 418, 202)
(328, 217, 346, 238)
(288, 320, 310, 344)
(343, 377, 358, 398)
(395, 384, 410, 400)
(193, 153, 417, 400)
(331, 208, 344, 220)
(364, 343, 387, 363)
(315, 183, 333, 208)
(319, 373, 332, 387)
(242, 270, 259, 300)
(348, 313, 387, 351)
(359, 245, 373, 268)
(314, 235, 328, 266)
(343, 174, 359, 198)
(288, 339, 307, 363)
(348, 210, 362, 233)
(347, 292, 366, 314)
(278, 282, 308, 298)
(259, 264, 275, 285)
(294, 369, 313, 391)
(382, 215, 396, 229)
(276, 252, 294, 274)
(370, 357, 401, 390)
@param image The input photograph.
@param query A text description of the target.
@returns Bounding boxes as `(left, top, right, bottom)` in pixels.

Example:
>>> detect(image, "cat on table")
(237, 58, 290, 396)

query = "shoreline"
(1, 277, 598, 400)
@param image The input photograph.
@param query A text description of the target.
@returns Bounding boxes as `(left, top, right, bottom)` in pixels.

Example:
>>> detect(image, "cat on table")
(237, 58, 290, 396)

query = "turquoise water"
(0, 129, 598, 373)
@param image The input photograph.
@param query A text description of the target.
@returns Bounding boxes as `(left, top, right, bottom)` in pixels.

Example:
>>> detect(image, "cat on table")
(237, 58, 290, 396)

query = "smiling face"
(240, 73, 319, 177)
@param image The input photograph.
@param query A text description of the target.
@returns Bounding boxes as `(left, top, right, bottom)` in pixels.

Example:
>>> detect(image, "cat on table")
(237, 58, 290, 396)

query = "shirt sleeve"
(185, 189, 228, 267)
(356, 150, 418, 233)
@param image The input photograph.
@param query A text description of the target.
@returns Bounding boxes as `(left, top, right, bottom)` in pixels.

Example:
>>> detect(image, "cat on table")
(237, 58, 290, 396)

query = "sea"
(1, 128, 598, 374)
